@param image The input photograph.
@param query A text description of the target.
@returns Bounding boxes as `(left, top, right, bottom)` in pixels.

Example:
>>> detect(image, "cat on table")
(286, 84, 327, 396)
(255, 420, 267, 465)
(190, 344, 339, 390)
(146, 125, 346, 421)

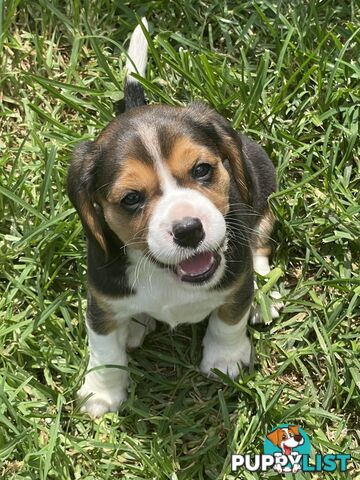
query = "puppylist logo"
(231, 424, 351, 474)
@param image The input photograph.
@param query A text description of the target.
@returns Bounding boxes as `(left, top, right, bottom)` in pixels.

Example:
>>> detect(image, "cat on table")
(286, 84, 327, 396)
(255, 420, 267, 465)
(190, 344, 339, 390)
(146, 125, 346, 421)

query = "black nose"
(172, 217, 204, 248)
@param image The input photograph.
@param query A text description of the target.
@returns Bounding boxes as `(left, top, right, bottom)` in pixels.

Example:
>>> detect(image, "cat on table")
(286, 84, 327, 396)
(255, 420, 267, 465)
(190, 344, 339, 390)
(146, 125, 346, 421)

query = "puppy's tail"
(124, 18, 148, 111)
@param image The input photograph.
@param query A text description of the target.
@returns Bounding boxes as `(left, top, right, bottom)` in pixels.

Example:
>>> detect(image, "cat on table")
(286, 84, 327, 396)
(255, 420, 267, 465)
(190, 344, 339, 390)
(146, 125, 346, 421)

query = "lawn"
(0, 1, 359, 479)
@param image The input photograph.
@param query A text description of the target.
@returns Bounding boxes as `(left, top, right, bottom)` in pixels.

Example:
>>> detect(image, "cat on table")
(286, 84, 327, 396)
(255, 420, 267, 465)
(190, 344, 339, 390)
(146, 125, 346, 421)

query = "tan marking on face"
(166, 137, 230, 214)
(166, 137, 210, 179)
(102, 159, 160, 248)
(108, 159, 159, 201)
(182, 105, 249, 201)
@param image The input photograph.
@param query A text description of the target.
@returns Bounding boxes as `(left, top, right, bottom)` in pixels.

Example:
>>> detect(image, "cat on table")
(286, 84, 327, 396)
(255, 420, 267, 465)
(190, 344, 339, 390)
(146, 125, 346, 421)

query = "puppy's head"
(68, 103, 251, 286)
(267, 426, 304, 451)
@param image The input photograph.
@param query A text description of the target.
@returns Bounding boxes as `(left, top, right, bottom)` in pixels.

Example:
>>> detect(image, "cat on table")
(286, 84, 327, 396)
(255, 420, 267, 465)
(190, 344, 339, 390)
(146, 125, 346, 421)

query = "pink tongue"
(178, 252, 214, 276)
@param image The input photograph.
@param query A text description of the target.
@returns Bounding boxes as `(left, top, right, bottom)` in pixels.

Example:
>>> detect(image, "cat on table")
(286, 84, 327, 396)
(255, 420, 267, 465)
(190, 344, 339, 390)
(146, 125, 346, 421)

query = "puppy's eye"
(192, 162, 213, 181)
(121, 191, 144, 211)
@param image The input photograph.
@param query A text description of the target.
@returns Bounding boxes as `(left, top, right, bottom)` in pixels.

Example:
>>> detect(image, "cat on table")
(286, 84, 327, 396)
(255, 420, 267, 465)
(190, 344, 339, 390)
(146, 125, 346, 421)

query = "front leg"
(200, 278, 253, 379)
(78, 295, 129, 417)
(127, 314, 156, 351)
(78, 324, 129, 417)
(200, 308, 252, 379)
(200, 271, 254, 378)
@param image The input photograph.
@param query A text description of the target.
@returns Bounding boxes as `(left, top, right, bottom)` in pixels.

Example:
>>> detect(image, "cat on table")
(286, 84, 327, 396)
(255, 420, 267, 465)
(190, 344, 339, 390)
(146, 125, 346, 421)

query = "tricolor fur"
(68, 20, 279, 417)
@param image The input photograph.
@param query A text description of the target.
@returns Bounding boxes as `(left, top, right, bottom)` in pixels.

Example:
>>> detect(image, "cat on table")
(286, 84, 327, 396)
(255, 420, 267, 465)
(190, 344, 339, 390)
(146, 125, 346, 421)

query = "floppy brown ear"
(267, 429, 281, 446)
(67, 141, 107, 253)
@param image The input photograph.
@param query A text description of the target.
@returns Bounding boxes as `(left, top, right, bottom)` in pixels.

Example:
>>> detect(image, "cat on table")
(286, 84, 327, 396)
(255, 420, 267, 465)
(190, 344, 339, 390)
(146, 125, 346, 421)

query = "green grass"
(1, 0, 359, 478)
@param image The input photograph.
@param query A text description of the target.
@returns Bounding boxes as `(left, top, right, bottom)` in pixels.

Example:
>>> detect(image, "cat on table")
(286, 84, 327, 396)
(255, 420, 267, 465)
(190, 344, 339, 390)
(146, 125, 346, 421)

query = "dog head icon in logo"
(264, 424, 311, 473)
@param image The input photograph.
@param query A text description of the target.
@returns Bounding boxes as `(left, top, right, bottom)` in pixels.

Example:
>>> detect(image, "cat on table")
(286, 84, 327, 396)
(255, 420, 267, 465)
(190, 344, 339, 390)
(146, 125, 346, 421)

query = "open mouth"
(284, 446, 292, 455)
(175, 251, 221, 284)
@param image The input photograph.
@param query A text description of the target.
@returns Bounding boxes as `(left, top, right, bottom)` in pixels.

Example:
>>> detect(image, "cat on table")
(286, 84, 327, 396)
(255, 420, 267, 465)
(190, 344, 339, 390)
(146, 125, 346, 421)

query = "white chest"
(104, 255, 230, 328)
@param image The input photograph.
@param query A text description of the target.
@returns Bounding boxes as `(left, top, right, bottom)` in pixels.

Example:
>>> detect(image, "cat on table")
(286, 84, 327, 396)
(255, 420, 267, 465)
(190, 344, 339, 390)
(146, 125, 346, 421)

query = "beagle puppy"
(68, 20, 278, 417)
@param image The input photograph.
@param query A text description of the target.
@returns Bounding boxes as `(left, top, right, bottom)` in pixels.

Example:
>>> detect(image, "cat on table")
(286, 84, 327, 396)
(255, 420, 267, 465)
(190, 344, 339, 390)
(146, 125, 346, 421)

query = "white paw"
(274, 464, 283, 473)
(78, 377, 127, 417)
(292, 464, 301, 473)
(250, 306, 262, 325)
(269, 290, 284, 319)
(127, 314, 156, 351)
(253, 254, 271, 276)
(200, 335, 252, 379)
(252, 284, 284, 323)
